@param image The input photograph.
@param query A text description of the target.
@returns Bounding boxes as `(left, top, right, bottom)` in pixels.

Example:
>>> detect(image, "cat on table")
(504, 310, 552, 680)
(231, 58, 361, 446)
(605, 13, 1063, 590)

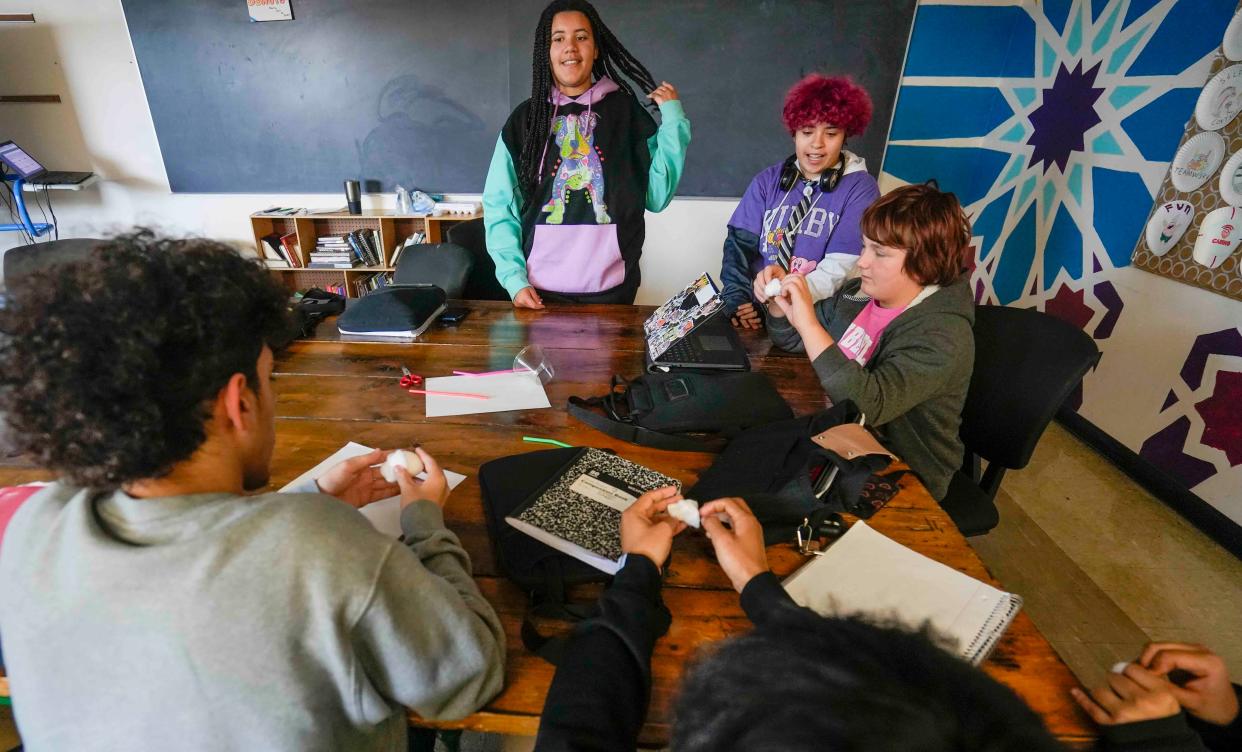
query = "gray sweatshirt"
(768, 276, 975, 500)
(0, 483, 506, 751)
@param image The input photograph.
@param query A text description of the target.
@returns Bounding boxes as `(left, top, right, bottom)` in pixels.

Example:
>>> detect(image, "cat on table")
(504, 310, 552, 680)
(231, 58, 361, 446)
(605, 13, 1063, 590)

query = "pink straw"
(408, 388, 490, 400)
(453, 368, 523, 377)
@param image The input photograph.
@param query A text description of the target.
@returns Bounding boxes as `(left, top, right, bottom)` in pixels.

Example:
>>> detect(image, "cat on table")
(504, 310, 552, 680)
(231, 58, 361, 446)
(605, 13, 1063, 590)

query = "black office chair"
(940, 305, 1101, 536)
(446, 218, 509, 301)
(392, 242, 474, 300)
(2, 237, 105, 290)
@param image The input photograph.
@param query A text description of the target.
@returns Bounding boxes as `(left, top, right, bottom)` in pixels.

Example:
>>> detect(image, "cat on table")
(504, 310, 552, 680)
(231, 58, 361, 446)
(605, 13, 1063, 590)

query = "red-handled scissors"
(399, 366, 423, 388)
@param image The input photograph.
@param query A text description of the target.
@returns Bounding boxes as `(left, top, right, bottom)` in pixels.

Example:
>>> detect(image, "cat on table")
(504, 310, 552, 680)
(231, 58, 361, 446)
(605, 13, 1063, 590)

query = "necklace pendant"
(803, 183, 814, 198)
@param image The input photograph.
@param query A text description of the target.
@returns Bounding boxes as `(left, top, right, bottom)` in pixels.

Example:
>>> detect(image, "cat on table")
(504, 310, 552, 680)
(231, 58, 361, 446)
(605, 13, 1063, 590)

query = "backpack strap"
(567, 375, 724, 453)
(520, 558, 601, 665)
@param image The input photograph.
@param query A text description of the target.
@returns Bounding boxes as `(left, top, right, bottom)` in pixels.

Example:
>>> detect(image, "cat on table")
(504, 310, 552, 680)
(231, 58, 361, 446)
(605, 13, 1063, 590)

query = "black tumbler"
(344, 179, 362, 215)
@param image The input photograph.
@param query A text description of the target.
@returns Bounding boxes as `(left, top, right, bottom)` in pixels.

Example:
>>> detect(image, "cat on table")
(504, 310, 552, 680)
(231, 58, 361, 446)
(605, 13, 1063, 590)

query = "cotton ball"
(667, 498, 701, 528)
(380, 450, 424, 483)
(764, 279, 782, 298)
(1111, 662, 1131, 675)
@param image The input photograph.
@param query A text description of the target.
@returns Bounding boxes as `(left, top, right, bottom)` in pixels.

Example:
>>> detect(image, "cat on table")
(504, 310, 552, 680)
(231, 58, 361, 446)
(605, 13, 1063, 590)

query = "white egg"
(380, 450, 424, 483)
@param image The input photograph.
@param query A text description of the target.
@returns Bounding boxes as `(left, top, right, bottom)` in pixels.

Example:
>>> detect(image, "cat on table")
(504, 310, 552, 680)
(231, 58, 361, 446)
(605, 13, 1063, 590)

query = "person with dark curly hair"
(482, 0, 691, 308)
(532, 493, 1068, 752)
(722, 74, 880, 329)
(0, 232, 504, 751)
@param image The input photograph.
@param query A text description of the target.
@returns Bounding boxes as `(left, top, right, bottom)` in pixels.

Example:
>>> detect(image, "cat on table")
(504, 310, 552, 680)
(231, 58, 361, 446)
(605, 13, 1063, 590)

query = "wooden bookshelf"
(249, 209, 480, 298)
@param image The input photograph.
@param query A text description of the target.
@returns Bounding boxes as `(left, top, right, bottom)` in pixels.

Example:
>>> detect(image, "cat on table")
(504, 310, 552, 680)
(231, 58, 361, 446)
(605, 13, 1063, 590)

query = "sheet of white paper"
(424, 372, 551, 417)
(279, 441, 467, 538)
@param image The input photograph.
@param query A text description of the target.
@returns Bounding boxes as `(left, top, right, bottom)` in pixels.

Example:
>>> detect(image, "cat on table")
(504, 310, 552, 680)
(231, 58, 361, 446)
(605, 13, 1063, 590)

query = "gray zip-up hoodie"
(0, 484, 505, 751)
(768, 276, 975, 500)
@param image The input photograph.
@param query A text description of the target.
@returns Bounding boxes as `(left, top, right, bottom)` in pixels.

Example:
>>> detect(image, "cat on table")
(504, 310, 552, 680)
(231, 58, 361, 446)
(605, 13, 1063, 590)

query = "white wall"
(0, 0, 737, 306)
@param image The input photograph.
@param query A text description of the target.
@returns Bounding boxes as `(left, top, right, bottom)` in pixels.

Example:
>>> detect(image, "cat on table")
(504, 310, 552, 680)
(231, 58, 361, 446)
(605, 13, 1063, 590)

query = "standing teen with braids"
(483, 0, 691, 307)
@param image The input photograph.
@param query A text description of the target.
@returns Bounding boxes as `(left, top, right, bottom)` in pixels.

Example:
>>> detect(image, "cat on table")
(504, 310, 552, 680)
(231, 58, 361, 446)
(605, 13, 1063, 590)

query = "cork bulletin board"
(1132, 10, 1242, 302)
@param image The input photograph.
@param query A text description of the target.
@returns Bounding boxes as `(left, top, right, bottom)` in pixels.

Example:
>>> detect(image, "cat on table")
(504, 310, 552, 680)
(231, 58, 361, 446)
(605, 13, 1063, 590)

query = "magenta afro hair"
(781, 75, 873, 137)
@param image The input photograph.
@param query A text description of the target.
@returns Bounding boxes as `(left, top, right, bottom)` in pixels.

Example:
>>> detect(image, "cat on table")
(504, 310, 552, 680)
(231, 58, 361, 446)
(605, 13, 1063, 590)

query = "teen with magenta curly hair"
(483, 0, 691, 307)
(759, 183, 975, 501)
(721, 74, 880, 329)
(0, 233, 504, 751)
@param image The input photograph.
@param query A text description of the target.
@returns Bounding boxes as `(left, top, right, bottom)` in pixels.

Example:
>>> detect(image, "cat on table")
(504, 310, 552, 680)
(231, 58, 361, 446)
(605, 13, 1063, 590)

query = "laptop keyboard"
(26, 171, 92, 185)
(661, 338, 703, 363)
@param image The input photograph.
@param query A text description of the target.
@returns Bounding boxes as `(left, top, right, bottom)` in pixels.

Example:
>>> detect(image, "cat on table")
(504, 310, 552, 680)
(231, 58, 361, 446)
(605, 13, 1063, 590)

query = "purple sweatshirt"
(726, 152, 880, 301)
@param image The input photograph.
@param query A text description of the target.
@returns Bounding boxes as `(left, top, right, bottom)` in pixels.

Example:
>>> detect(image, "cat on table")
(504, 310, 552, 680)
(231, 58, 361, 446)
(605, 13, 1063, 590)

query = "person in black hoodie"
(1075, 642, 1241, 751)
(533, 493, 1068, 752)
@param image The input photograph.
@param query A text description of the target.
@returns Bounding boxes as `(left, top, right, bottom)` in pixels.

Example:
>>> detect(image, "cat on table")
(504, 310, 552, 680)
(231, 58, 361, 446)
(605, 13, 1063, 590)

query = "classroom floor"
(1, 423, 1238, 751)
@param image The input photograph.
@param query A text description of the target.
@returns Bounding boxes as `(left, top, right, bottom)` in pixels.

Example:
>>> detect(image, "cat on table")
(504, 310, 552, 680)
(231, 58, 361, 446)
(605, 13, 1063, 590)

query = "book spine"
(281, 236, 302, 267)
(362, 229, 380, 266)
(345, 232, 370, 267)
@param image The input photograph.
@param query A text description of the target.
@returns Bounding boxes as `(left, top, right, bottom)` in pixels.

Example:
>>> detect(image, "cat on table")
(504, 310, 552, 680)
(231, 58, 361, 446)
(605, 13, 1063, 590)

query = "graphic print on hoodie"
(544, 112, 609, 225)
(500, 77, 656, 295)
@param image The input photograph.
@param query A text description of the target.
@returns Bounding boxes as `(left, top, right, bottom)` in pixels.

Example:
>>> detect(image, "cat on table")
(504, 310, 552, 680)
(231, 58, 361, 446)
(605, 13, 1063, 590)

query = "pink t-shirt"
(837, 299, 908, 365)
(0, 484, 43, 551)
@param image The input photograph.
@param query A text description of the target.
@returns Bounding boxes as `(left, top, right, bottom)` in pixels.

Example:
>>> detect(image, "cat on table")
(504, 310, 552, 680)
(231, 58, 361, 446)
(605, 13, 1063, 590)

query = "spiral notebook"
(782, 521, 1023, 664)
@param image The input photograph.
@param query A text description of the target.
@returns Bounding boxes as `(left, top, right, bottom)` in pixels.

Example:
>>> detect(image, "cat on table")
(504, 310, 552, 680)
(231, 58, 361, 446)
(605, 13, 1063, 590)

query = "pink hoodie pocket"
(527, 224, 625, 294)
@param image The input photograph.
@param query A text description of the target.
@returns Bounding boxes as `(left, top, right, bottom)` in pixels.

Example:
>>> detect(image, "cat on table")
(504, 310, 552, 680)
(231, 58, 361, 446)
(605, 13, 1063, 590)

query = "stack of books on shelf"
(308, 234, 359, 269)
(322, 282, 348, 298)
(389, 231, 426, 269)
(261, 232, 303, 268)
(352, 271, 395, 297)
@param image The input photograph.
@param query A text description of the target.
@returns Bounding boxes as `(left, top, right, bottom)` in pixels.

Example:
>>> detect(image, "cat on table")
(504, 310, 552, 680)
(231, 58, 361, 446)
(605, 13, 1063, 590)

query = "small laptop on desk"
(644, 273, 749, 372)
(0, 140, 93, 185)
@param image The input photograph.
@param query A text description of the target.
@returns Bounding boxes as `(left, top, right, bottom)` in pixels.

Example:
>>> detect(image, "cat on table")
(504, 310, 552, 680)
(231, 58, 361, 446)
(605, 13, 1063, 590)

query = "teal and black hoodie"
(482, 77, 691, 301)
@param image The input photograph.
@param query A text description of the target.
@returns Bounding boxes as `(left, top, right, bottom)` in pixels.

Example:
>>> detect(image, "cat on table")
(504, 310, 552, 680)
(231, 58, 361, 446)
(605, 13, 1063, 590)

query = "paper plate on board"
(1226, 11, 1242, 61)
(1195, 64, 1242, 130)
(1192, 206, 1242, 269)
(1145, 200, 1194, 256)
(1221, 150, 1242, 206)
(1171, 131, 1226, 192)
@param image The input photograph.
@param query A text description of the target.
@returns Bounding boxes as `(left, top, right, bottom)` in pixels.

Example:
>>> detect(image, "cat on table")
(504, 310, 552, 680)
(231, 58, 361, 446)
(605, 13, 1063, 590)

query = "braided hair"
(517, 0, 658, 200)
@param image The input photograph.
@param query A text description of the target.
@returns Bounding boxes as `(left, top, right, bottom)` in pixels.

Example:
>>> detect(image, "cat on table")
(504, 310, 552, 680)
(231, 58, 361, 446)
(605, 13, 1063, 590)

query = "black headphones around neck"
(778, 153, 846, 193)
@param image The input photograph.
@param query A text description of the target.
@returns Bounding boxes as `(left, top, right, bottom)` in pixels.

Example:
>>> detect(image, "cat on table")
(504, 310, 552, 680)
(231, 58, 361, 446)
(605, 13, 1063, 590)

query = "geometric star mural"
(885, 0, 1235, 310)
(882, 0, 1241, 511)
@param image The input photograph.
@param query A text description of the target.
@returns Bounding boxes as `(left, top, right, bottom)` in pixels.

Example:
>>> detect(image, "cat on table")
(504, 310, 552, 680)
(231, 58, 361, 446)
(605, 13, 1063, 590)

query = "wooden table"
(0, 301, 1095, 747)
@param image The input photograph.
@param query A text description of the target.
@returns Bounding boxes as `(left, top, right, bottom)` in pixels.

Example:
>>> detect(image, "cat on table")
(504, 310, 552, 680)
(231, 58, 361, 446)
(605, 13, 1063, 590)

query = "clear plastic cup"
(514, 344, 555, 384)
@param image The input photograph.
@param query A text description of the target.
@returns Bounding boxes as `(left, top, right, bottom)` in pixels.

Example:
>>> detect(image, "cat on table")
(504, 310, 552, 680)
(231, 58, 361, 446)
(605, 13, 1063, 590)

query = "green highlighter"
(522, 436, 573, 449)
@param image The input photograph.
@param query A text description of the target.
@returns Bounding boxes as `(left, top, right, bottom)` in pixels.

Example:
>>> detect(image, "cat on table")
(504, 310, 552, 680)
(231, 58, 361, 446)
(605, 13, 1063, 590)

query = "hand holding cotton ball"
(666, 498, 701, 528)
(763, 279, 782, 299)
(380, 450, 424, 483)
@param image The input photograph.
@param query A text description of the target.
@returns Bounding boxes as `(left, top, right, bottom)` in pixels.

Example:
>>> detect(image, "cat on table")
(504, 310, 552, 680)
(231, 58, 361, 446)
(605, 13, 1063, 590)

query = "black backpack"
(567, 372, 792, 452)
(689, 401, 907, 544)
(479, 448, 612, 663)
